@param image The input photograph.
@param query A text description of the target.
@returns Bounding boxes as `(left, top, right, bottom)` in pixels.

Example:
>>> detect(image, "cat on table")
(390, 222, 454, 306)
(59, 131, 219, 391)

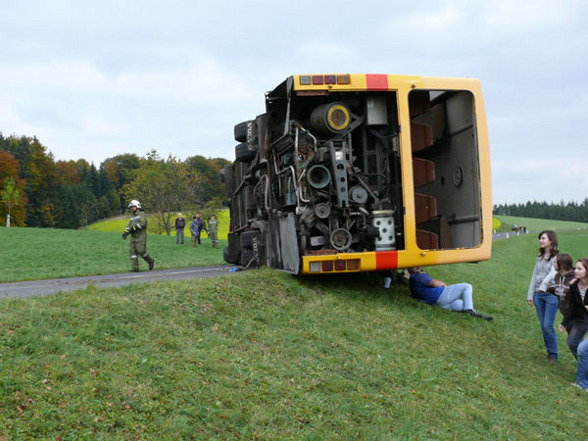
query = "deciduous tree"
(1, 177, 19, 227)
(122, 150, 201, 235)
(186, 155, 231, 203)
(0, 150, 27, 226)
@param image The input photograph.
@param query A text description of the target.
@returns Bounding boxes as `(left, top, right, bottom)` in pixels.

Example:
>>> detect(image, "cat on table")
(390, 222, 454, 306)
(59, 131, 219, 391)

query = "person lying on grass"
(407, 267, 493, 321)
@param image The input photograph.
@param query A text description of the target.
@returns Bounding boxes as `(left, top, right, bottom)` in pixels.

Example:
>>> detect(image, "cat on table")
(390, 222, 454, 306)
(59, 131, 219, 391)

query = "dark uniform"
(123, 201, 155, 272)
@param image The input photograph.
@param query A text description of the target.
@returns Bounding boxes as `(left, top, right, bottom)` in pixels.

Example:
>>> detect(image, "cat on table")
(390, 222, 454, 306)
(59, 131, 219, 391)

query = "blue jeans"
(436, 283, 474, 312)
(566, 320, 588, 359)
(576, 337, 588, 389)
(533, 292, 559, 359)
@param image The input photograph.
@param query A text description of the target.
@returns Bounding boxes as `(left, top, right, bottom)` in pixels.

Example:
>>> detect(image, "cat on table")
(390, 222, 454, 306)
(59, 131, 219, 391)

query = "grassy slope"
(1, 231, 588, 439)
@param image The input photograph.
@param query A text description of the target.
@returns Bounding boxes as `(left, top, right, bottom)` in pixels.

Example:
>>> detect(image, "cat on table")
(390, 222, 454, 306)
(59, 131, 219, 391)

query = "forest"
(0, 133, 230, 232)
(493, 200, 588, 223)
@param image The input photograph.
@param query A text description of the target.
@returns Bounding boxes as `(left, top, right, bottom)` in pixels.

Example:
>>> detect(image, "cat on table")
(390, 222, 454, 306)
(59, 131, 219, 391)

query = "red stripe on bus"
(375, 251, 399, 270)
(366, 74, 389, 90)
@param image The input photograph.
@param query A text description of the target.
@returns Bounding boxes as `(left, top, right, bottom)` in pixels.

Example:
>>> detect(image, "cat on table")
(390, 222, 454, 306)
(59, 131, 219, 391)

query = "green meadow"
(494, 215, 588, 233)
(0, 227, 226, 283)
(1, 221, 588, 439)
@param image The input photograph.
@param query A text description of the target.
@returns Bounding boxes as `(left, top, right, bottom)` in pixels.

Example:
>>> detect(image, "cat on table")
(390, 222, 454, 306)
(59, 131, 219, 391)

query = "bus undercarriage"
(222, 75, 489, 274)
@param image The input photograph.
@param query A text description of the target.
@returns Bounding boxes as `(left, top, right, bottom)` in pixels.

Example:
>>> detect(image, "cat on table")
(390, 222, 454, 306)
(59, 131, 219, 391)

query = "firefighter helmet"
(128, 199, 141, 209)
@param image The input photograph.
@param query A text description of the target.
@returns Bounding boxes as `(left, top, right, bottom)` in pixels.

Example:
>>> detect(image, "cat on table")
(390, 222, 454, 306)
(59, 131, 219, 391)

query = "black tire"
(223, 246, 240, 264)
(221, 165, 235, 194)
(240, 230, 261, 248)
(234, 120, 254, 143)
(235, 142, 257, 163)
(240, 249, 257, 267)
(223, 247, 232, 263)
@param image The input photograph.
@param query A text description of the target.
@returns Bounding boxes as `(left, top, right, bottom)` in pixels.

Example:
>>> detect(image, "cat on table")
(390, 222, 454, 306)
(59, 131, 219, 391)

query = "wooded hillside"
(0, 133, 229, 229)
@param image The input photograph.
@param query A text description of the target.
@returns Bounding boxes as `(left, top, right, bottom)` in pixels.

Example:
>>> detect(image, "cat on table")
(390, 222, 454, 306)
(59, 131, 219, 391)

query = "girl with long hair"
(527, 230, 559, 363)
(554, 254, 587, 358)
(567, 259, 588, 390)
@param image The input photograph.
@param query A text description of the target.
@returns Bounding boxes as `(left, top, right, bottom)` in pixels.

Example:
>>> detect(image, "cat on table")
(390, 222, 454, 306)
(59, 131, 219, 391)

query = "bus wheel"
(234, 120, 255, 142)
(240, 230, 261, 248)
(223, 247, 234, 264)
(240, 249, 257, 267)
(220, 165, 235, 194)
(235, 142, 257, 162)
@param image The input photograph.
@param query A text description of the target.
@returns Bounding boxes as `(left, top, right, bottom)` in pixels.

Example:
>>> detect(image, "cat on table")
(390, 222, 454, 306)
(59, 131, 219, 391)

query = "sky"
(0, 0, 587, 205)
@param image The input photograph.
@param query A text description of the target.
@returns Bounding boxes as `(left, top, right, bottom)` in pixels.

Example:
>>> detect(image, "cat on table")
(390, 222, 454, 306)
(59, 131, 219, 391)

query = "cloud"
(0, 0, 587, 205)
(482, 0, 584, 27)
(492, 156, 588, 204)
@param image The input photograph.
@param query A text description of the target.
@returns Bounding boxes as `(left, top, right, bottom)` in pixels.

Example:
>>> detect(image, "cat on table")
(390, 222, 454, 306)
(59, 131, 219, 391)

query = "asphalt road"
(0, 265, 236, 299)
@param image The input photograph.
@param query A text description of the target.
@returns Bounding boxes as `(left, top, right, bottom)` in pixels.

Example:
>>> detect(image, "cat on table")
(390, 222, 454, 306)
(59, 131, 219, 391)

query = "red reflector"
(322, 261, 334, 271)
(325, 75, 336, 84)
(312, 75, 324, 85)
(337, 74, 350, 84)
(366, 74, 388, 90)
(347, 259, 360, 270)
(334, 260, 346, 271)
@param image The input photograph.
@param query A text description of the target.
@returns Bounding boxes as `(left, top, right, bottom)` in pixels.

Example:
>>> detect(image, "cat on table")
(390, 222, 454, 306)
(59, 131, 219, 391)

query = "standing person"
(122, 199, 154, 272)
(208, 214, 219, 248)
(561, 258, 588, 361)
(527, 230, 559, 363)
(574, 268, 588, 390)
(190, 214, 204, 246)
(407, 267, 493, 320)
(551, 253, 576, 323)
(175, 212, 186, 245)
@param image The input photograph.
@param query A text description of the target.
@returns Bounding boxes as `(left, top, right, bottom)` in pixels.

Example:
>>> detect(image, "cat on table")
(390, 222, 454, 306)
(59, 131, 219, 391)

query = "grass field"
(494, 215, 588, 233)
(2, 225, 588, 438)
(0, 227, 226, 282)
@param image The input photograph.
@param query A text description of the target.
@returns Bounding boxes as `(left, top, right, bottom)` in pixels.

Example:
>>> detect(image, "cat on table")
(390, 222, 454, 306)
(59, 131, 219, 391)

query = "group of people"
(527, 230, 588, 390)
(397, 229, 588, 390)
(122, 199, 220, 273)
(174, 212, 219, 248)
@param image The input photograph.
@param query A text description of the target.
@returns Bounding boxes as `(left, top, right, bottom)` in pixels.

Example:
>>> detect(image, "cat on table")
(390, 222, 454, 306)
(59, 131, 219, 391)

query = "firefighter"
(208, 214, 219, 248)
(122, 199, 155, 272)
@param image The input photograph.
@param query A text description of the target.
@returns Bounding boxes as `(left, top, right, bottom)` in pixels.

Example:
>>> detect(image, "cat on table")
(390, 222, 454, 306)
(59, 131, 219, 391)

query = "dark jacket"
(190, 218, 204, 236)
(175, 217, 186, 230)
(550, 270, 576, 318)
(561, 281, 588, 329)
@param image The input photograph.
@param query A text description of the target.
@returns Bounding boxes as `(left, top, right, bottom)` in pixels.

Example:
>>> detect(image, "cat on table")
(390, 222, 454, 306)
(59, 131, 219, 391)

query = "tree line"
(493, 199, 588, 223)
(0, 133, 230, 233)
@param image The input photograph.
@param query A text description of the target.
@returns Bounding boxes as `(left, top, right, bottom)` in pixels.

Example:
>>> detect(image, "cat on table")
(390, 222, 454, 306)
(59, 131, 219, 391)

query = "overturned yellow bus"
(221, 74, 492, 274)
